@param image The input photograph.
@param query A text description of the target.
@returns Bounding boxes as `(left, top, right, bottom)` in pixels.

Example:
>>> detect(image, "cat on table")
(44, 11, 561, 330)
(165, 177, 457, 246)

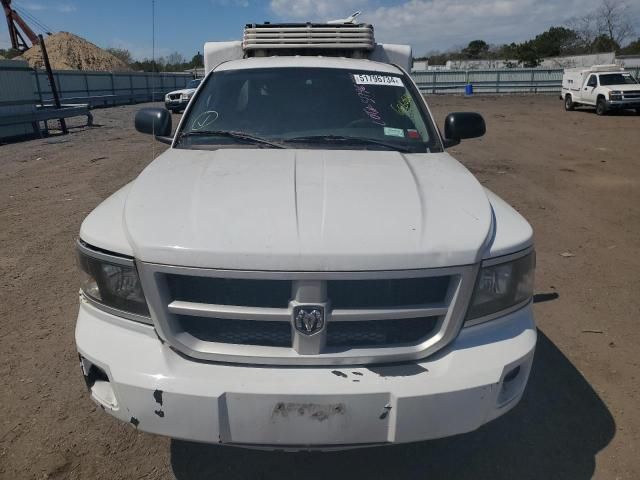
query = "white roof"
(565, 64, 624, 74)
(214, 56, 403, 74)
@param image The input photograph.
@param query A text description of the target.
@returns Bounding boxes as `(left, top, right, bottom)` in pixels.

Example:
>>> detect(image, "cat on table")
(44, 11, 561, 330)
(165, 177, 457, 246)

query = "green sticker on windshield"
(392, 93, 412, 115)
(383, 127, 405, 138)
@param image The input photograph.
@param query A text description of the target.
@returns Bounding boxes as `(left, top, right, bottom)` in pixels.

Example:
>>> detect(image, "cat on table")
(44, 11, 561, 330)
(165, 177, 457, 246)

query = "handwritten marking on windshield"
(191, 110, 219, 131)
(353, 83, 385, 126)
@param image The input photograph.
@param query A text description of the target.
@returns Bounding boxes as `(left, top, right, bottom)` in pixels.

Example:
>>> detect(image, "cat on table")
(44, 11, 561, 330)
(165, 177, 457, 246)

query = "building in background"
(540, 52, 615, 68)
(412, 52, 631, 71)
(617, 55, 640, 69)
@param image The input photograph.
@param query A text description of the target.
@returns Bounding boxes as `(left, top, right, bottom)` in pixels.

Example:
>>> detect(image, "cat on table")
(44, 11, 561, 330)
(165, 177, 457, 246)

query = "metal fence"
(0, 59, 37, 138)
(0, 59, 193, 140)
(3, 59, 640, 140)
(411, 67, 640, 94)
(33, 69, 192, 107)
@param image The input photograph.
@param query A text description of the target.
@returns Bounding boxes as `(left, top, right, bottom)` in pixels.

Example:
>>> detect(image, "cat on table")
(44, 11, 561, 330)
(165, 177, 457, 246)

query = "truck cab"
(75, 20, 537, 449)
(562, 64, 640, 115)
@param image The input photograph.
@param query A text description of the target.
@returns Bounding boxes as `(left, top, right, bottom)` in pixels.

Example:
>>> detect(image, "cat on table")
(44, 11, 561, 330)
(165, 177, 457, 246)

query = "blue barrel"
(465, 83, 474, 95)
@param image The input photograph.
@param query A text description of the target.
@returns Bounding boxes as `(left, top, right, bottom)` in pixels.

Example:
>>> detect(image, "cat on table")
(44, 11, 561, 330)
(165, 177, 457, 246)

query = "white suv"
(164, 79, 201, 113)
(75, 24, 536, 450)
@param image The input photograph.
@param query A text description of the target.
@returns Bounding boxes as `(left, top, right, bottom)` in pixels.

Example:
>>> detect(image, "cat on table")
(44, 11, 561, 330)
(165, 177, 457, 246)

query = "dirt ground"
(1, 96, 639, 479)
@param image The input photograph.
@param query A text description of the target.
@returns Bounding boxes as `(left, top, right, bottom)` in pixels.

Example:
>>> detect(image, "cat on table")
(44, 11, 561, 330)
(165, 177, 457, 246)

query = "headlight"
(181, 92, 193, 100)
(609, 91, 622, 100)
(466, 251, 535, 323)
(77, 241, 150, 321)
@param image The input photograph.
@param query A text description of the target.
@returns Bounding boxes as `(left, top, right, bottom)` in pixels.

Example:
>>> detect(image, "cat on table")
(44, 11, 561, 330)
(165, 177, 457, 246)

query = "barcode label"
(353, 74, 403, 87)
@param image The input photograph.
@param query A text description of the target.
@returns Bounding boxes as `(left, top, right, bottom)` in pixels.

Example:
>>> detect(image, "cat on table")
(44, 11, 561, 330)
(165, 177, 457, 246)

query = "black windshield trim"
(282, 135, 416, 153)
(176, 130, 287, 149)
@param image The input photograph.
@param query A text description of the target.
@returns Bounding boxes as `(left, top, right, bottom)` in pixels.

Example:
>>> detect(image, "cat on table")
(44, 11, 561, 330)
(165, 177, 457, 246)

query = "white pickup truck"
(75, 21, 536, 449)
(562, 64, 640, 115)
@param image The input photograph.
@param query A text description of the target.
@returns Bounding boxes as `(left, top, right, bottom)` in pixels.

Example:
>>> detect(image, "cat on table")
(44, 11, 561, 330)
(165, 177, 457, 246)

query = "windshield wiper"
(283, 135, 414, 153)
(176, 130, 286, 149)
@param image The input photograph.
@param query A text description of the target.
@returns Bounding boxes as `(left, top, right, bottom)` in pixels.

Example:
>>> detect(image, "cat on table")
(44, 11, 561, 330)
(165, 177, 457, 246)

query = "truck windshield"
(176, 67, 440, 152)
(187, 79, 201, 89)
(599, 73, 638, 86)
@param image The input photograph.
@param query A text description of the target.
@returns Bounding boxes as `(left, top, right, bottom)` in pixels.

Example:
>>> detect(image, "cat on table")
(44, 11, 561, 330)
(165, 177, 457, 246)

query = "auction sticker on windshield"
(353, 74, 403, 87)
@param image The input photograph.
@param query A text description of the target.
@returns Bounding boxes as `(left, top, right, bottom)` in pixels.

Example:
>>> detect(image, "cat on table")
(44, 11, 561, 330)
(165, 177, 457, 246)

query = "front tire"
(564, 95, 574, 111)
(596, 98, 607, 116)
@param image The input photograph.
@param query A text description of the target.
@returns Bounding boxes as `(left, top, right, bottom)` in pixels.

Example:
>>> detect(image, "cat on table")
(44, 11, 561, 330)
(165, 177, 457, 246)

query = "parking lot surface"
(1, 96, 638, 479)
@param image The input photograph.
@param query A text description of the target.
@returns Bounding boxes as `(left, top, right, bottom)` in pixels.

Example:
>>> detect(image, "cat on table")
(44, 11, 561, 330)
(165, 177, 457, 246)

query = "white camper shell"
(562, 64, 640, 115)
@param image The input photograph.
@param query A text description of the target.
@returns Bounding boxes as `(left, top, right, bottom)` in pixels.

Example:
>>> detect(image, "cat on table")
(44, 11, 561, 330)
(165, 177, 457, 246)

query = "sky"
(1, 0, 639, 59)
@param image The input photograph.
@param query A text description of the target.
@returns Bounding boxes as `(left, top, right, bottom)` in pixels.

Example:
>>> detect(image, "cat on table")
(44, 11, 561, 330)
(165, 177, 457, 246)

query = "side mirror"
(443, 112, 486, 147)
(134, 108, 172, 143)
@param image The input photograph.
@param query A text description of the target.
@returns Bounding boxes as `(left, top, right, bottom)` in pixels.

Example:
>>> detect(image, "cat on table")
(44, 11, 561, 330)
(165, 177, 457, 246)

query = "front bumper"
(164, 99, 188, 110)
(607, 99, 640, 109)
(76, 300, 536, 449)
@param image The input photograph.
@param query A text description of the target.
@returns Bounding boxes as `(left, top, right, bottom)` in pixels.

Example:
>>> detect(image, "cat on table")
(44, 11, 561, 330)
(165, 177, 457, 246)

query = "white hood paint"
(614, 85, 640, 92)
(122, 148, 493, 271)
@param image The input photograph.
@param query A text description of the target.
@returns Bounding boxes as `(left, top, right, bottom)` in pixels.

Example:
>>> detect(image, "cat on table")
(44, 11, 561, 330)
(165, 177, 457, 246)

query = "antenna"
(152, 0, 155, 102)
(327, 11, 362, 24)
(151, 0, 156, 160)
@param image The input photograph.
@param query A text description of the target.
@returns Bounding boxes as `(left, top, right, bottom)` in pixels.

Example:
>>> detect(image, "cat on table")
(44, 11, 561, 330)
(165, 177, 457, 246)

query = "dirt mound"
(20, 32, 130, 71)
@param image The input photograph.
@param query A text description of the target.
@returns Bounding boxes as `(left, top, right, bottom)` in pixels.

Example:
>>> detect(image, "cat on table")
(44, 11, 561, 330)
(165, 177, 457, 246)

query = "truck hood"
(123, 148, 494, 270)
(604, 85, 640, 92)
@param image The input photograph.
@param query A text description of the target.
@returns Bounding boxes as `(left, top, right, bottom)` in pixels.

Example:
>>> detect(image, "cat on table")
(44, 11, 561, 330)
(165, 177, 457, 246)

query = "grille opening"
(166, 275, 292, 308)
(326, 317, 439, 348)
(327, 276, 450, 309)
(178, 315, 292, 347)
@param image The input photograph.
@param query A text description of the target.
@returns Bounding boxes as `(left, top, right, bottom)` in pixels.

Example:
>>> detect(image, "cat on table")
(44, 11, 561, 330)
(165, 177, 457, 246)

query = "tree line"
(104, 49, 204, 72)
(0, 46, 203, 72)
(417, 0, 638, 67)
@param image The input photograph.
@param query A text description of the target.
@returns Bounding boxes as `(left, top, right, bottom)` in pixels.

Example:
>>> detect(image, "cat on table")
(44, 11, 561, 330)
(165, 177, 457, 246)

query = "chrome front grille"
(138, 264, 478, 366)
